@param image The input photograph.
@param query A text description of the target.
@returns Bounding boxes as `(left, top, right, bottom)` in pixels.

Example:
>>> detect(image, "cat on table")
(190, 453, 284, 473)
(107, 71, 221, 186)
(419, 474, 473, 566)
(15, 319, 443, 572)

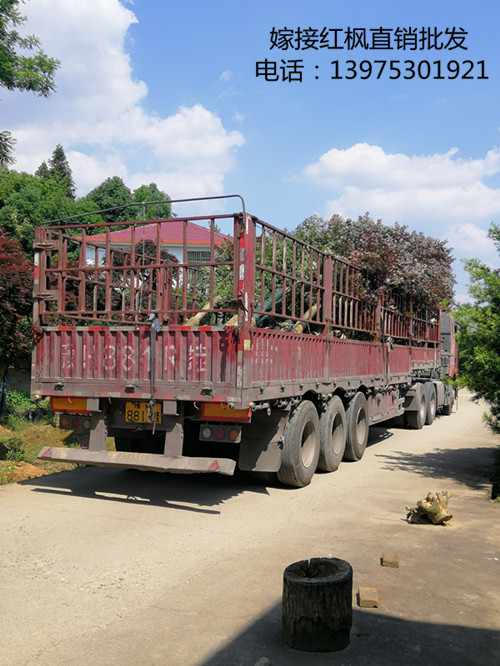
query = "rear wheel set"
(277, 392, 370, 488)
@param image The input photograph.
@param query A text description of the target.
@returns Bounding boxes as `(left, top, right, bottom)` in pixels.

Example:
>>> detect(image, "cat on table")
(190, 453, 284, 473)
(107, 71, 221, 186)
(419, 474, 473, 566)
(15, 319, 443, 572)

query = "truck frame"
(32, 196, 458, 487)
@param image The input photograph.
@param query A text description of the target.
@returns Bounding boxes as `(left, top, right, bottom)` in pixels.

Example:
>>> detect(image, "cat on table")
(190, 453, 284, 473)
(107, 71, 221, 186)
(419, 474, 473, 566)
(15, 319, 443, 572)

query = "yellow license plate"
(124, 401, 162, 424)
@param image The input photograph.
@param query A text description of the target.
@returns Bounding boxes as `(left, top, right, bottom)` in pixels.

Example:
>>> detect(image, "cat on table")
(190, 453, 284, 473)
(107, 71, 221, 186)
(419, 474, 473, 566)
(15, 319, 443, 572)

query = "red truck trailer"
(32, 196, 458, 487)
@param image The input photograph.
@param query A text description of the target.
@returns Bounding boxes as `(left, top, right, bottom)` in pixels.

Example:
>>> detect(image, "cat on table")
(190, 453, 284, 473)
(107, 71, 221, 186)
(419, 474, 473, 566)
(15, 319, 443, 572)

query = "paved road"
(1, 394, 499, 666)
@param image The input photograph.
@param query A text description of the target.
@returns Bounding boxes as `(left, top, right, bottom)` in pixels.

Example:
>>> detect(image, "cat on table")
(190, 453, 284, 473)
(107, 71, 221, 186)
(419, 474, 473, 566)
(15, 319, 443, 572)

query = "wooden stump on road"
(282, 557, 353, 652)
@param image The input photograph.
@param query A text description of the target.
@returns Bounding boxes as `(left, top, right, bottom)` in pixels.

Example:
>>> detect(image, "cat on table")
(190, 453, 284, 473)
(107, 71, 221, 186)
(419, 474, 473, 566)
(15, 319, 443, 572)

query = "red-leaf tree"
(295, 213, 455, 308)
(0, 233, 33, 372)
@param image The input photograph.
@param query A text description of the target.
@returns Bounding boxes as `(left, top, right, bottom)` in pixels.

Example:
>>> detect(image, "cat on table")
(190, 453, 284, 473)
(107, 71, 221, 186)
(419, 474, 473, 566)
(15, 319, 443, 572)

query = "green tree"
(48, 144, 74, 197)
(85, 176, 133, 222)
(35, 160, 50, 179)
(455, 224, 500, 430)
(85, 177, 172, 222)
(0, 0, 59, 164)
(0, 168, 100, 251)
(132, 183, 171, 219)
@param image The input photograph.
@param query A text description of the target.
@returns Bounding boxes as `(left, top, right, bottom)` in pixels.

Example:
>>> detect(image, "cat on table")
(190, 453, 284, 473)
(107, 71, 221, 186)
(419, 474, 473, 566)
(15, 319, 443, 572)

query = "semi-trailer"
(32, 196, 458, 487)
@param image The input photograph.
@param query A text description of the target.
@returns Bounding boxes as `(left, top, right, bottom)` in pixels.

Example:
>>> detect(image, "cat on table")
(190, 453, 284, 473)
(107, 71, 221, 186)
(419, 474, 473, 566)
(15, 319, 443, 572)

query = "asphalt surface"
(1, 393, 499, 666)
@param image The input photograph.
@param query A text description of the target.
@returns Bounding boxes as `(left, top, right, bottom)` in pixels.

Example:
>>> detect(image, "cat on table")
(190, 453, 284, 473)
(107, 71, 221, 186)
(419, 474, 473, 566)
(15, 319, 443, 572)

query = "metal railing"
(33, 196, 440, 345)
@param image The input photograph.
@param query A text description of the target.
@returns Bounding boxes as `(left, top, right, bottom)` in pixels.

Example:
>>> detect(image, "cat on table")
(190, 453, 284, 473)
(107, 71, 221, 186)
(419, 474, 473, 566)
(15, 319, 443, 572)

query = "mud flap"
(238, 409, 288, 472)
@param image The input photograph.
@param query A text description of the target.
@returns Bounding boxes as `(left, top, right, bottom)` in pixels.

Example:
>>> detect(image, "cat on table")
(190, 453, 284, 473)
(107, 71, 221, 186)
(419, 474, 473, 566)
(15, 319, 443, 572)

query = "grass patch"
(0, 421, 77, 485)
(0, 460, 17, 485)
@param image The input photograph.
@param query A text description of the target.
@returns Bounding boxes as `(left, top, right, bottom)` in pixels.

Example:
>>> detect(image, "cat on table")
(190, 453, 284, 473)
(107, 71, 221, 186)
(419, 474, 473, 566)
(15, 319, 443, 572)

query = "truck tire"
(405, 384, 426, 429)
(442, 391, 455, 415)
(343, 392, 369, 462)
(318, 396, 347, 472)
(424, 382, 437, 425)
(277, 400, 320, 488)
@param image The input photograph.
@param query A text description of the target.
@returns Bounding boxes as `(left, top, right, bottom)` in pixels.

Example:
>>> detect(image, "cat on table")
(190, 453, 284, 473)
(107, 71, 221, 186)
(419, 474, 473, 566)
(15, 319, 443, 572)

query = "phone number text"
(255, 59, 489, 82)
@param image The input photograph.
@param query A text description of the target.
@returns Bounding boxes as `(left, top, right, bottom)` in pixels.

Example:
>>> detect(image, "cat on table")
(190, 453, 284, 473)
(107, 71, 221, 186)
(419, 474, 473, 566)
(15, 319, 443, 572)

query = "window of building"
(187, 250, 211, 262)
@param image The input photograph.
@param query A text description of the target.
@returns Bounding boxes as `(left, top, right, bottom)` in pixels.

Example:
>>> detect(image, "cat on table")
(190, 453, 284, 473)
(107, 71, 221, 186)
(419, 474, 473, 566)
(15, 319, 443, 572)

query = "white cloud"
(219, 69, 233, 82)
(305, 143, 500, 191)
(232, 112, 246, 124)
(445, 222, 496, 255)
(304, 143, 500, 228)
(443, 222, 498, 268)
(4, 0, 244, 198)
(304, 142, 500, 268)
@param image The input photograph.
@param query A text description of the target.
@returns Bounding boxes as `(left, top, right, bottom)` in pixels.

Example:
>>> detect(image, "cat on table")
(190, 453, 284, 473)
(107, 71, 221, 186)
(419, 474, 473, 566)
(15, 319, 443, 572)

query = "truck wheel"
(442, 391, 455, 415)
(405, 384, 426, 429)
(277, 400, 320, 488)
(343, 392, 369, 462)
(424, 382, 437, 425)
(318, 396, 347, 472)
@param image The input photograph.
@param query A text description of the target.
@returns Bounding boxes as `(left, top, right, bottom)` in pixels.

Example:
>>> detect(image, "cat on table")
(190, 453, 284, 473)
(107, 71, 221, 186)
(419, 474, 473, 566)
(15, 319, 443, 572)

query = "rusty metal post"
(323, 255, 333, 336)
(375, 290, 384, 341)
(235, 214, 255, 400)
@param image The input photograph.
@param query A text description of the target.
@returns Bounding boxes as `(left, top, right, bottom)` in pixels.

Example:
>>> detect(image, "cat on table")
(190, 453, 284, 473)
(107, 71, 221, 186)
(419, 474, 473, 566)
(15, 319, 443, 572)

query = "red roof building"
(87, 219, 227, 263)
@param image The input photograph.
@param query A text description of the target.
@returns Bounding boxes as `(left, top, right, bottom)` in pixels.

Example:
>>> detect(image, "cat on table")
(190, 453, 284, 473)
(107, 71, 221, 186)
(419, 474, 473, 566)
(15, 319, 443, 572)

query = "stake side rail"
(32, 204, 441, 406)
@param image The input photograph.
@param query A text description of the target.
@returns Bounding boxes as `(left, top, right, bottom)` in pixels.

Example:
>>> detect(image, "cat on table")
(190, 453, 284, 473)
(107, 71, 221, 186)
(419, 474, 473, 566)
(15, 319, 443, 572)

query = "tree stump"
(282, 557, 353, 652)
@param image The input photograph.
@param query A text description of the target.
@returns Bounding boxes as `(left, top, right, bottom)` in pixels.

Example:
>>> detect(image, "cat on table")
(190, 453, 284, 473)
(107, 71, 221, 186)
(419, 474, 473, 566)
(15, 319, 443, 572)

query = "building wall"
(86, 244, 210, 265)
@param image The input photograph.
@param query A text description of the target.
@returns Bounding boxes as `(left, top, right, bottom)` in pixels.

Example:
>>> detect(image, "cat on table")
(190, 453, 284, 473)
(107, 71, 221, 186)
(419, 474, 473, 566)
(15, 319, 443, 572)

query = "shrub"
(0, 436, 25, 462)
(6, 390, 34, 417)
(3, 390, 51, 422)
(4, 414, 25, 431)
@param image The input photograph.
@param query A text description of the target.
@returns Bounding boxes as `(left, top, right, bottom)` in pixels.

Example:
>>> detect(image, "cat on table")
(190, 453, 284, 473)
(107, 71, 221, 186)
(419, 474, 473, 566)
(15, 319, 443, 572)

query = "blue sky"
(5, 0, 500, 298)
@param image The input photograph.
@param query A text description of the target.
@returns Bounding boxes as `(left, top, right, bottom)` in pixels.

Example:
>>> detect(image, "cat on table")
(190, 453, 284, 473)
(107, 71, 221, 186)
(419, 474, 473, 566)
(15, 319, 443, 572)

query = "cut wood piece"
(406, 490, 452, 525)
(357, 586, 379, 608)
(282, 557, 352, 652)
(226, 314, 256, 327)
(380, 553, 400, 568)
(185, 296, 221, 326)
(294, 304, 318, 334)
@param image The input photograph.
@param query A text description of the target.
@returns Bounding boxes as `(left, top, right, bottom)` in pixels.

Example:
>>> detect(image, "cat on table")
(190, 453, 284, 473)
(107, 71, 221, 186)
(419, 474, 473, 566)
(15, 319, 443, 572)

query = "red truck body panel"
(32, 325, 439, 407)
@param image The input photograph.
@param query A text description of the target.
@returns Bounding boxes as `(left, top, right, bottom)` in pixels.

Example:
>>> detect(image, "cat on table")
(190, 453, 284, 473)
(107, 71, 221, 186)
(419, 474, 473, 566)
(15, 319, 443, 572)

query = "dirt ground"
(0, 392, 499, 666)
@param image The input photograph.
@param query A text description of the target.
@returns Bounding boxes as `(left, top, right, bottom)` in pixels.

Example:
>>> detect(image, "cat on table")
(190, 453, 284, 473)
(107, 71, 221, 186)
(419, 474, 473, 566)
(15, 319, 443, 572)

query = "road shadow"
(367, 425, 394, 448)
(200, 603, 500, 666)
(21, 466, 270, 515)
(376, 444, 496, 491)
